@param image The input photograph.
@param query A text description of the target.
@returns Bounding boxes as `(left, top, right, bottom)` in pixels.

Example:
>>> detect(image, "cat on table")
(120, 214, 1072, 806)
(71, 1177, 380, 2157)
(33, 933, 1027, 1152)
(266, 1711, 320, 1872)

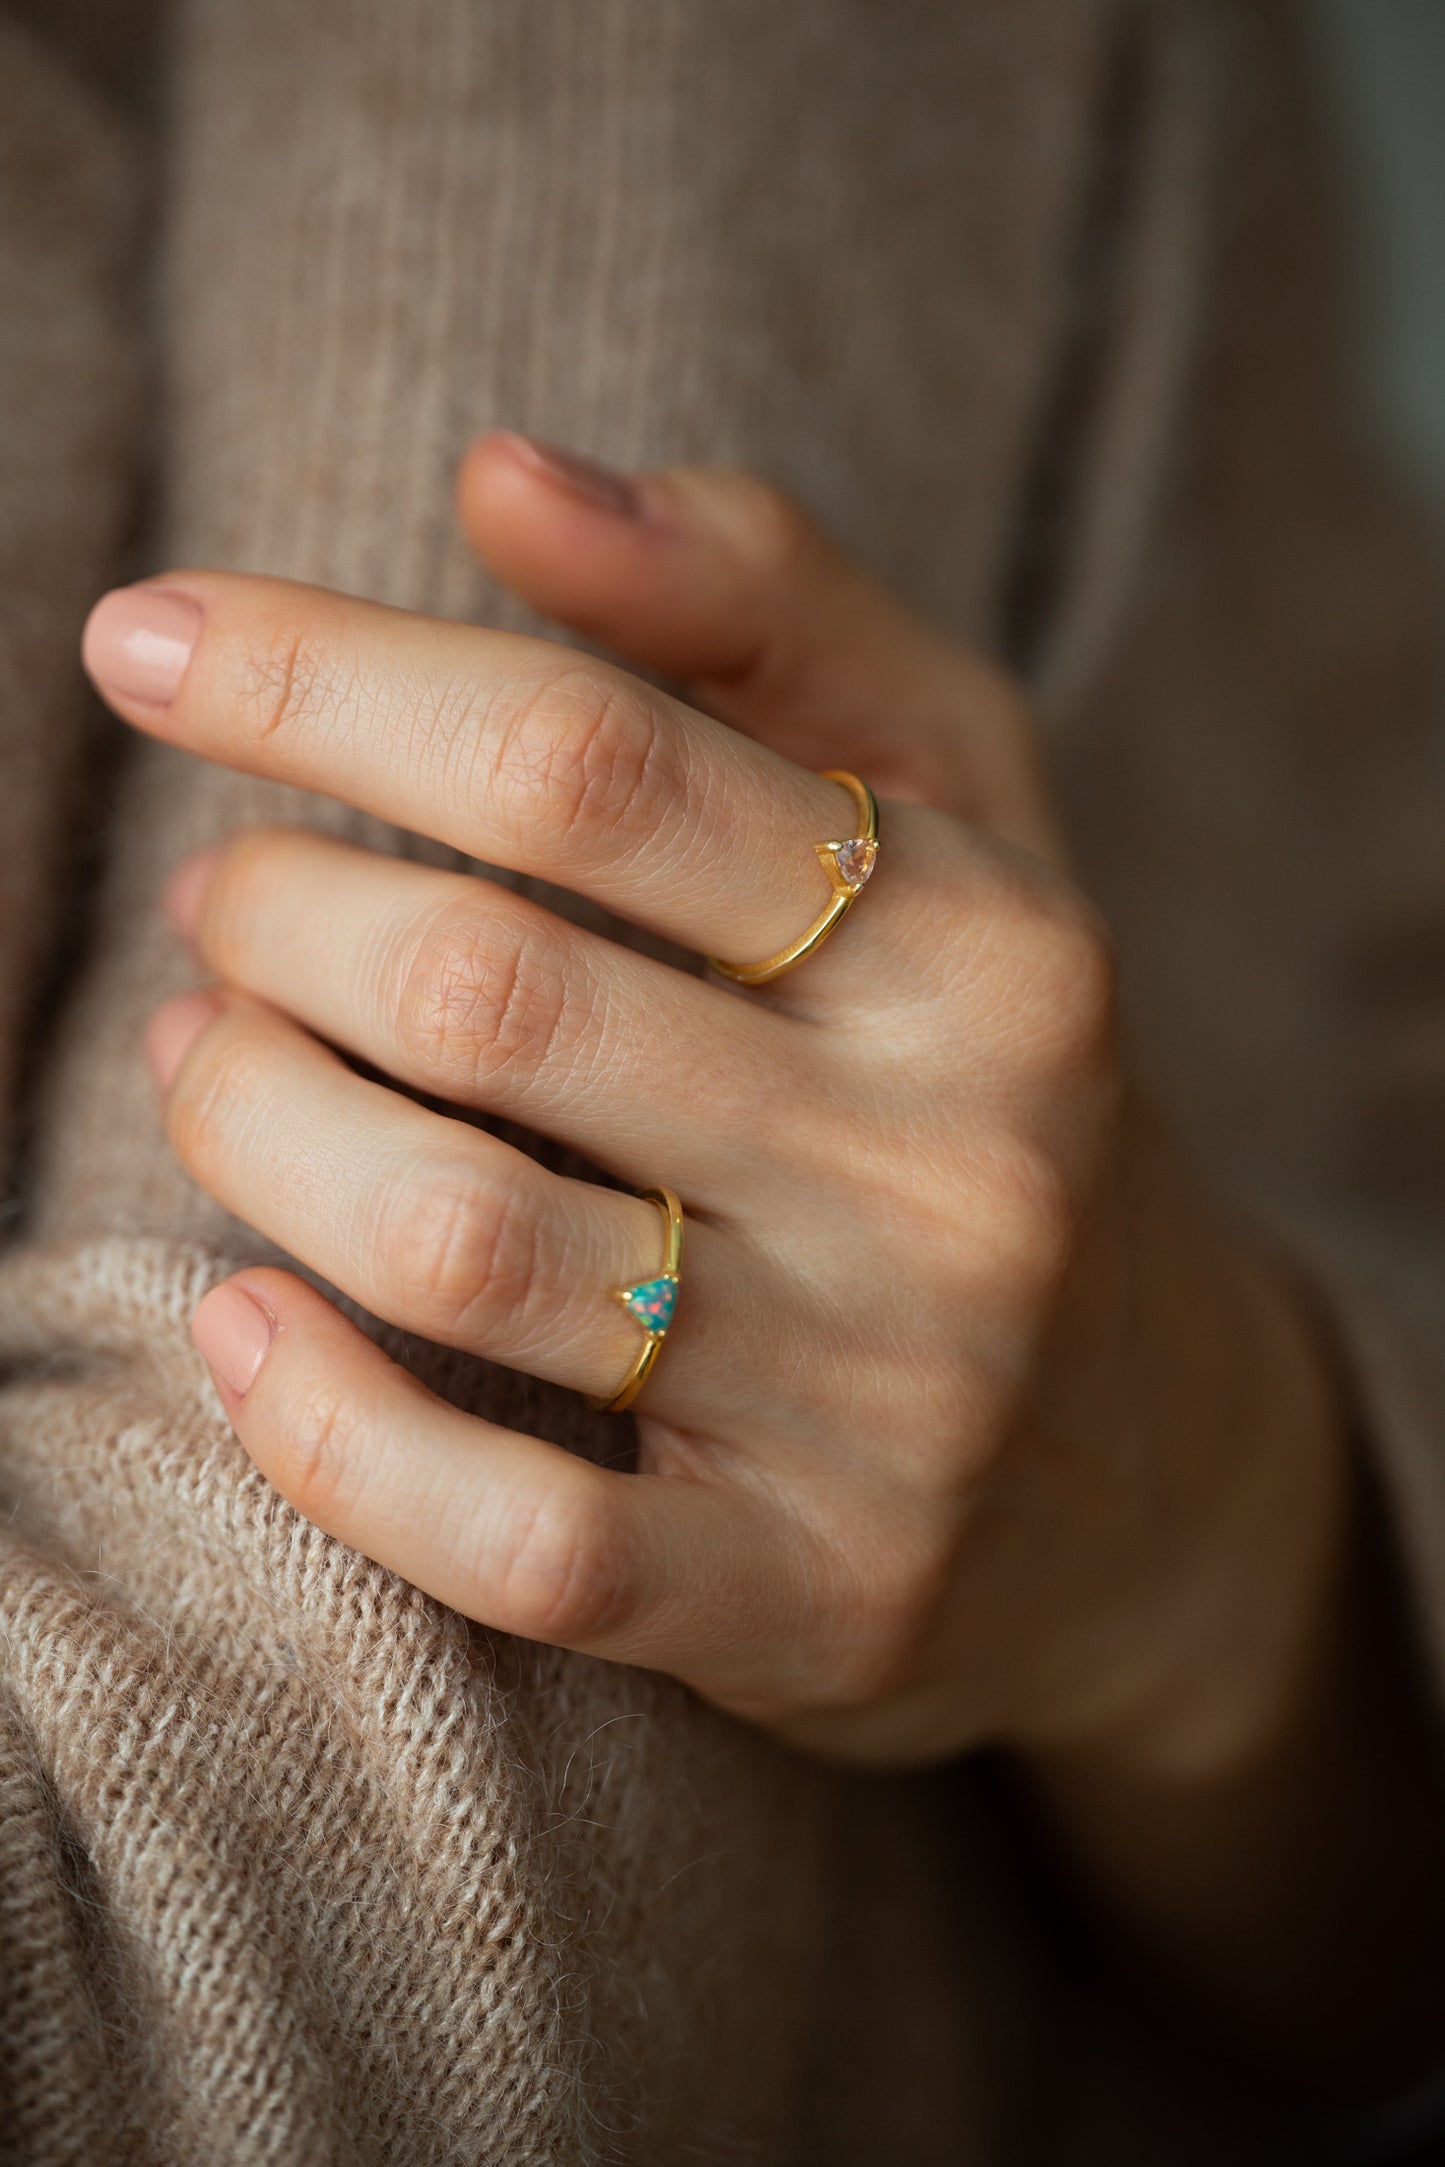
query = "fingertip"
(453, 430, 510, 529)
(192, 1277, 277, 1401)
(193, 1265, 362, 1405)
(163, 845, 222, 942)
(82, 582, 204, 710)
(144, 988, 224, 1094)
(455, 433, 767, 689)
(222, 1267, 367, 1374)
(458, 429, 647, 541)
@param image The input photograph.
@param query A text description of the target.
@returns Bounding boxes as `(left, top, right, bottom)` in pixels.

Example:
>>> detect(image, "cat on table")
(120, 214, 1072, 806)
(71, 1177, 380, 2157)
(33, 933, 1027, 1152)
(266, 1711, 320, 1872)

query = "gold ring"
(587, 1185, 684, 1415)
(708, 770, 879, 986)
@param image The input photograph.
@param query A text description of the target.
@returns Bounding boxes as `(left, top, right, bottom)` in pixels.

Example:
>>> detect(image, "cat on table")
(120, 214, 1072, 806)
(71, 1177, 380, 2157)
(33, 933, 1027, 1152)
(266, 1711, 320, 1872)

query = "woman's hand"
(80, 435, 1344, 1781)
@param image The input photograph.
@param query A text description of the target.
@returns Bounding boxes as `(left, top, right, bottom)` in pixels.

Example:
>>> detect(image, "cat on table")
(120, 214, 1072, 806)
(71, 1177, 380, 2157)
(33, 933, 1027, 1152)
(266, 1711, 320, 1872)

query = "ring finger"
(148, 988, 780, 1426)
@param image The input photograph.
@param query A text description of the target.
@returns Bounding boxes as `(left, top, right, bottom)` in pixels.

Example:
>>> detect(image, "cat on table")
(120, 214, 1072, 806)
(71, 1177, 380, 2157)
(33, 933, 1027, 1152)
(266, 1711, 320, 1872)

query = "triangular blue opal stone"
(619, 1275, 677, 1333)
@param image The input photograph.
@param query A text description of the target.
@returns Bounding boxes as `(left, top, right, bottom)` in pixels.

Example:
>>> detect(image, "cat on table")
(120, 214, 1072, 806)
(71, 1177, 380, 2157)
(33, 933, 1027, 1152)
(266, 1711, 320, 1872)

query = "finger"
(166, 825, 798, 1204)
(82, 567, 861, 969)
(149, 989, 763, 1423)
(458, 432, 1063, 859)
(193, 1266, 798, 1684)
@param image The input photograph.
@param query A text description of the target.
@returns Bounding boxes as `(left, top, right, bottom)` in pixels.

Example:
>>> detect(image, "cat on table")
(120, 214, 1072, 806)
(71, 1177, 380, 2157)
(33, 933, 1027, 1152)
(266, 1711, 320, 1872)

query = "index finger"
(83, 571, 858, 968)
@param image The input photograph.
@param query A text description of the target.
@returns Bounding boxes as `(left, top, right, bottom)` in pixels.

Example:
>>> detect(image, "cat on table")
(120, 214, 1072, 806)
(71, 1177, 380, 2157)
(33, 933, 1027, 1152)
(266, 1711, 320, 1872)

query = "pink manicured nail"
(497, 432, 641, 517)
(164, 847, 222, 941)
(192, 1282, 276, 1400)
(83, 584, 202, 706)
(145, 990, 223, 1093)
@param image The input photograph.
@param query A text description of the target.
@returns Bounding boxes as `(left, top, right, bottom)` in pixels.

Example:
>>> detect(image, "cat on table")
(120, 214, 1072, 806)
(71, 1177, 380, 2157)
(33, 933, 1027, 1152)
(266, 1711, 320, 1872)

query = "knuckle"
(234, 617, 348, 749)
(389, 1160, 542, 1343)
(269, 1376, 361, 1524)
(946, 867, 1119, 1078)
(824, 1630, 913, 1709)
(981, 1139, 1077, 1296)
(397, 906, 573, 1095)
(203, 826, 288, 963)
(1021, 892, 1119, 1070)
(487, 666, 677, 862)
(722, 473, 820, 586)
(166, 1023, 264, 1178)
(899, 1373, 987, 1485)
(820, 1539, 948, 1705)
(496, 1478, 633, 1646)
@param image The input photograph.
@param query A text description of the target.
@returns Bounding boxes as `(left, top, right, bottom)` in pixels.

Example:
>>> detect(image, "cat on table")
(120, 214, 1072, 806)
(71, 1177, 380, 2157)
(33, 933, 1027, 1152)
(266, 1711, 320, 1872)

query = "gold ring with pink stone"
(708, 770, 879, 987)
(587, 1186, 684, 1416)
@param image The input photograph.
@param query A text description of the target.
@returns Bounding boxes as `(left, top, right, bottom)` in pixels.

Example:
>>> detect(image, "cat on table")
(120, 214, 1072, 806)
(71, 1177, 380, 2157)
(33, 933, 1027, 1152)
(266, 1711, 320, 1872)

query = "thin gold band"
(587, 1185, 684, 1416)
(708, 770, 879, 986)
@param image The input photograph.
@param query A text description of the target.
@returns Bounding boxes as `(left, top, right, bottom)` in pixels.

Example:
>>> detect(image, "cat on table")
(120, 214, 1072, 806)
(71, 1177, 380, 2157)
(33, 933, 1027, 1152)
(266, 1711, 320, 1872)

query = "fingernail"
(164, 846, 221, 942)
(192, 1281, 276, 1400)
(83, 584, 202, 706)
(499, 432, 641, 518)
(145, 989, 223, 1093)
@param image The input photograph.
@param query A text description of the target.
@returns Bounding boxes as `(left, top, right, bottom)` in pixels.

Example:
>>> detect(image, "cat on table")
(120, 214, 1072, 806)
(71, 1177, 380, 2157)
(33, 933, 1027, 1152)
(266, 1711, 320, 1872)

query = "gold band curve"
(708, 770, 879, 987)
(587, 1185, 684, 1415)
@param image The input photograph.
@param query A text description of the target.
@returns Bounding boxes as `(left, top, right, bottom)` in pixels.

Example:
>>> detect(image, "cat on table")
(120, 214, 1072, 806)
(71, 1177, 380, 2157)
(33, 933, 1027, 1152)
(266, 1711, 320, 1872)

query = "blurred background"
(1305, 0, 1445, 546)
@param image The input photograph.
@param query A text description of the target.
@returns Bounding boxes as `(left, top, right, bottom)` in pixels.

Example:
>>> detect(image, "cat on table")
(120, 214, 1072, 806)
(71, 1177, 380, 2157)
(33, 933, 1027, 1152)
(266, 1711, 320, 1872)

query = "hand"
(82, 434, 1344, 1774)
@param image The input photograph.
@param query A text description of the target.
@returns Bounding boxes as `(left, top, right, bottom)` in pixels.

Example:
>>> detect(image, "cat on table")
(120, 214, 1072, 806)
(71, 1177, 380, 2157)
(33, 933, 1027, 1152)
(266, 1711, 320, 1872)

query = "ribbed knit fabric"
(4, 2, 1445, 2162)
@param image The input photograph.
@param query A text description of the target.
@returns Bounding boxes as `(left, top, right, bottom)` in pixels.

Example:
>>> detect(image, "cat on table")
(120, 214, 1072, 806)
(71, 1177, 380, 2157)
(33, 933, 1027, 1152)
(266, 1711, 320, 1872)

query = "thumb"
(456, 432, 1064, 862)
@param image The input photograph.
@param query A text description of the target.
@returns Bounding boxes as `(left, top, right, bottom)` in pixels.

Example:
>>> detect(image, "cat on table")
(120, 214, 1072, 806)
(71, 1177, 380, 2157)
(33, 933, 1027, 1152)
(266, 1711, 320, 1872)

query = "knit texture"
(3, 2, 1445, 2161)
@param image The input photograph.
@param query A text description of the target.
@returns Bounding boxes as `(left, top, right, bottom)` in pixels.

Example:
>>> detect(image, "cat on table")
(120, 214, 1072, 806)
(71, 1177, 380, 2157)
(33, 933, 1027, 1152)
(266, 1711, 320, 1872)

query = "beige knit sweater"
(5, 2, 1445, 2161)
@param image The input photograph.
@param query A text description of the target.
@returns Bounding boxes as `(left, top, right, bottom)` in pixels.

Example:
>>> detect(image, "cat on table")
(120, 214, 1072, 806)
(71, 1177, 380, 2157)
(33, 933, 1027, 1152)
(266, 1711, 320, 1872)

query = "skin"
(83, 433, 1445, 2094)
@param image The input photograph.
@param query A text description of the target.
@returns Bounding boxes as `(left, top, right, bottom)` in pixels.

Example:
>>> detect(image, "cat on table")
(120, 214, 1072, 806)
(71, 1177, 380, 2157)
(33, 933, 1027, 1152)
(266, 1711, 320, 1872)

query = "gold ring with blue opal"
(588, 1185, 684, 1415)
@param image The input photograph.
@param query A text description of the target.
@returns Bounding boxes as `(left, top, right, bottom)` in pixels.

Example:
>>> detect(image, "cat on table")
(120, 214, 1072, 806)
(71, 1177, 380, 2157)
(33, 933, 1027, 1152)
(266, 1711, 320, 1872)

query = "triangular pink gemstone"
(829, 837, 878, 889)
